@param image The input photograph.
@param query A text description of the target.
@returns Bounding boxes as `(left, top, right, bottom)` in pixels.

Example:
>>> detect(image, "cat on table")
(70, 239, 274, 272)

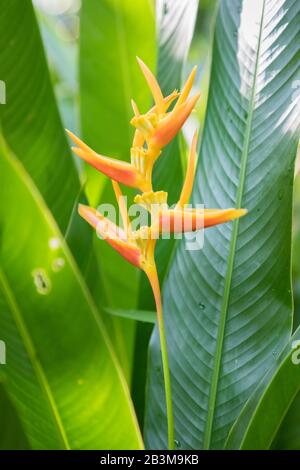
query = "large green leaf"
(145, 0, 300, 450)
(0, 0, 79, 232)
(225, 327, 300, 449)
(0, 138, 143, 449)
(132, 0, 199, 428)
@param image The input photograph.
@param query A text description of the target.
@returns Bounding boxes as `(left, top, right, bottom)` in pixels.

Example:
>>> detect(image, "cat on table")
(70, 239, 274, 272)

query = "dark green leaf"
(271, 391, 300, 450)
(145, 0, 300, 449)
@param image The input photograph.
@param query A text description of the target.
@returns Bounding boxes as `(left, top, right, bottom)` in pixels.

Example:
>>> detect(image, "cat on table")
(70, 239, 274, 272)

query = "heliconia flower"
(131, 58, 200, 156)
(72, 57, 248, 452)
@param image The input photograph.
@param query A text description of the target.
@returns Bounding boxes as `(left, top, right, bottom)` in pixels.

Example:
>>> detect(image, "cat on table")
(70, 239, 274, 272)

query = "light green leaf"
(104, 308, 156, 324)
(225, 328, 300, 449)
(0, 139, 143, 449)
(145, 0, 300, 450)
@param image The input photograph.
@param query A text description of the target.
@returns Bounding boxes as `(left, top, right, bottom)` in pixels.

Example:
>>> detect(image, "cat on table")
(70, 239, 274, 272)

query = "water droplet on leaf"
(277, 189, 284, 200)
(52, 258, 65, 272)
(175, 439, 181, 449)
(48, 237, 60, 250)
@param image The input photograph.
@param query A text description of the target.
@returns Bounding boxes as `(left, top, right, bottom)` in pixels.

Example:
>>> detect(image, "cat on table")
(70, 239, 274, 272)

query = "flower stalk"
(146, 263, 174, 450)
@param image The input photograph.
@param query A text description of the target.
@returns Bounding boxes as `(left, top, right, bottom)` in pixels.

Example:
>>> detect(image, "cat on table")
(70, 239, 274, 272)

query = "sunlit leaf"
(0, 139, 143, 450)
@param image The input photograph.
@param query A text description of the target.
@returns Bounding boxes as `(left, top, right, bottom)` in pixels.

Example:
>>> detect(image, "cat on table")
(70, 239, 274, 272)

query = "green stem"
(147, 265, 174, 450)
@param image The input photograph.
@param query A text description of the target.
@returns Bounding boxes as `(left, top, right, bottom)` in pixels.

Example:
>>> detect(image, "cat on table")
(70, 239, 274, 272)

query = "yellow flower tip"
(203, 207, 248, 228)
(131, 99, 140, 117)
(136, 57, 164, 111)
(177, 130, 199, 207)
(161, 90, 180, 112)
(188, 91, 201, 109)
(175, 65, 198, 109)
(111, 180, 132, 236)
(66, 129, 92, 153)
(233, 208, 248, 219)
(189, 130, 199, 168)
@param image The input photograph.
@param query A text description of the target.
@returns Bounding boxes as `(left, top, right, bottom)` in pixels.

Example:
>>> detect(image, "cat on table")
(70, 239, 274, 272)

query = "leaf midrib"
(202, 0, 266, 449)
(0, 268, 70, 450)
